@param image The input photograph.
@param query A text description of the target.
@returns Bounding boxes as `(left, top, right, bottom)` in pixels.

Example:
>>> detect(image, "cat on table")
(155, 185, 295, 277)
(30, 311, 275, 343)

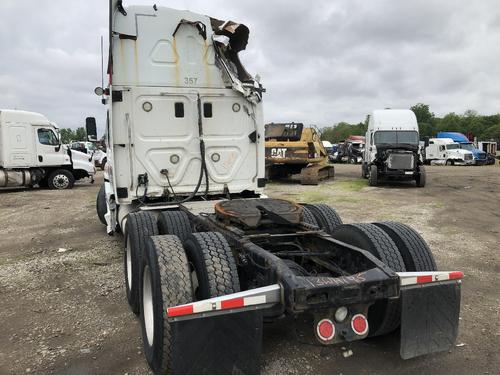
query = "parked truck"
(0, 109, 95, 189)
(425, 138, 474, 165)
(333, 135, 365, 164)
(92, 2, 463, 374)
(69, 140, 107, 170)
(362, 109, 426, 187)
(437, 132, 487, 165)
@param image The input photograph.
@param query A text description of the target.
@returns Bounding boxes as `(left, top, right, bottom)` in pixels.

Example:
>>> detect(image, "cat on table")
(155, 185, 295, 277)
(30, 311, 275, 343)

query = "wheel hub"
(126, 240, 132, 290)
(53, 174, 69, 189)
(142, 264, 154, 346)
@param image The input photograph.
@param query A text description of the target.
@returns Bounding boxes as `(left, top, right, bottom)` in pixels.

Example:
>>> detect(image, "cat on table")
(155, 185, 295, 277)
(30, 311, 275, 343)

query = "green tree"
(74, 127, 87, 141)
(59, 128, 76, 144)
(437, 112, 461, 133)
(411, 103, 434, 124)
(321, 122, 366, 143)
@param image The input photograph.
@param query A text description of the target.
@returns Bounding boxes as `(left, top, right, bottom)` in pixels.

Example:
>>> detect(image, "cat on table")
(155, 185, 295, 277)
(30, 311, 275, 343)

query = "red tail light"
(316, 319, 335, 341)
(351, 314, 369, 335)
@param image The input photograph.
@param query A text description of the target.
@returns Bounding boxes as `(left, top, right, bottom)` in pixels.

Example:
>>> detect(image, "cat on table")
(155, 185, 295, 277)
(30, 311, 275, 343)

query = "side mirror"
(86, 117, 98, 142)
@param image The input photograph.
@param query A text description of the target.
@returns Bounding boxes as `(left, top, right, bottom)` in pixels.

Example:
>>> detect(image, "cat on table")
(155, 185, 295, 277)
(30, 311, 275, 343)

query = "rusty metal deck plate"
(215, 198, 303, 228)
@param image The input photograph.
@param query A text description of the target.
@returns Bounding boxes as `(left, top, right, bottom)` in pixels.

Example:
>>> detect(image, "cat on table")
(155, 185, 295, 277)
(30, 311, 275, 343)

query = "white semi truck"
(425, 138, 474, 165)
(362, 109, 426, 187)
(92, 2, 463, 374)
(69, 140, 107, 170)
(0, 109, 95, 189)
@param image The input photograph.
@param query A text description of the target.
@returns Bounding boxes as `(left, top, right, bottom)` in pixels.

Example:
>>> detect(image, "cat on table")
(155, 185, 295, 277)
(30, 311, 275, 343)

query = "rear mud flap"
(400, 281, 461, 359)
(170, 311, 262, 375)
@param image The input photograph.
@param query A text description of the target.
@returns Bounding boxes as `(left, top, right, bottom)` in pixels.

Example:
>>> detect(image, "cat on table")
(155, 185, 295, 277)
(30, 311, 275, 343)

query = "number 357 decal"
(270, 148, 287, 158)
(184, 77, 198, 85)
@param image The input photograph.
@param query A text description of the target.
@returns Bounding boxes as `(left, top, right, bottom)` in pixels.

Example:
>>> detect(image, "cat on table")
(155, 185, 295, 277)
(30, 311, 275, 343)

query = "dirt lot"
(1, 164, 499, 375)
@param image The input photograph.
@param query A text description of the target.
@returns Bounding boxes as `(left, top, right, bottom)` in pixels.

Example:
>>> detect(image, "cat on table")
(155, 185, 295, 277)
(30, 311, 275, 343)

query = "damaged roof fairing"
(210, 17, 264, 103)
(109, 0, 264, 102)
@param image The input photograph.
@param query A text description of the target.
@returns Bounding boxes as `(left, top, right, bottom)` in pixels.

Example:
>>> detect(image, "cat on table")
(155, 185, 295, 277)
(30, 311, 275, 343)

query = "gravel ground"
(0, 164, 499, 374)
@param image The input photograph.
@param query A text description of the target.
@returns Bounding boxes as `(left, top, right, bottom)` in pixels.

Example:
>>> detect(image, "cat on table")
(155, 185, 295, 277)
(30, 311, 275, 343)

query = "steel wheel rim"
(143, 264, 154, 346)
(53, 174, 69, 189)
(126, 239, 132, 290)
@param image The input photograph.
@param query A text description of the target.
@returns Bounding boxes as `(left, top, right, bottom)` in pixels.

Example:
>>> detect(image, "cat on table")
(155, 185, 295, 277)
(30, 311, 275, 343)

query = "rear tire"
(183, 232, 240, 300)
(361, 163, 368, 178)
(140, 235, 193, 375)
(47, 169, 75, 190)
(302, 206, 319, 227)
(303, 204, 342, 235)
(331, 223, 406, 336)
(125, 211, 158, 314)
(416, 166, 426, 187)
(373, 221, 437, 271)
(369, 165, 378, 186)
(96, 184, 106, 225)
(157, 211, 192, 241)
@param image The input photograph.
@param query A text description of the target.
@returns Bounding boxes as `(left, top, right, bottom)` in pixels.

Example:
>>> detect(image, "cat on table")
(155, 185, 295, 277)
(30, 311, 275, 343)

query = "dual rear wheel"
(124, 210, 240, 373)
(330, 221, 437, 336)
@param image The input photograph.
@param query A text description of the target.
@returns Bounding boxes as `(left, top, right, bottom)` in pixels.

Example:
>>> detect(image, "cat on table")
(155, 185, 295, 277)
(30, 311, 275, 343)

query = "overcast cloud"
(1, 0, 499, 135)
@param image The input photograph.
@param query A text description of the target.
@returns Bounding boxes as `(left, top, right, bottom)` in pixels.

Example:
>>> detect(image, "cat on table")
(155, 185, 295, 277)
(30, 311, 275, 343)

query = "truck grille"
(464, 154, 473, 160)
(387, 153, 414, 170)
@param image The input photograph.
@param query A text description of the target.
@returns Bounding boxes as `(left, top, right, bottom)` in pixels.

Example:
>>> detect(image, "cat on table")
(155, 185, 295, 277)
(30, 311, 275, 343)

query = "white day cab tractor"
(362, 109, 426, 187)
(424, 138, 474, 165)
(0, 109, 95, 189)
(92, 2, 463, 374)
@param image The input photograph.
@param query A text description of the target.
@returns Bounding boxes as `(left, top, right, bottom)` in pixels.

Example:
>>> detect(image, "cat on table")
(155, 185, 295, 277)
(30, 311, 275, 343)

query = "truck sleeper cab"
(362, 109, 425, 187)
(0, 109, 95, 189)
(94, 2, 463, 374)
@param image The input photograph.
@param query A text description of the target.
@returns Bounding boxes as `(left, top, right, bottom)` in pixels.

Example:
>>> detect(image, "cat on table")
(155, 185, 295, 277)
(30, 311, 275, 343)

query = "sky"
(1, 0, 499, 135)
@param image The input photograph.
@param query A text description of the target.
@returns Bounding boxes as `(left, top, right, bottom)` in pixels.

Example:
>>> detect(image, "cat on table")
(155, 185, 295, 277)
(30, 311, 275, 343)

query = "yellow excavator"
(265, 123, 334, 185)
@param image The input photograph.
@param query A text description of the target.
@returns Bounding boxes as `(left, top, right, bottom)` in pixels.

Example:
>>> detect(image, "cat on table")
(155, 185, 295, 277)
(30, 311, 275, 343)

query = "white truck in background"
(69, 140, 107, 170)
(362, 109, 426, 187)
(425, 138, 474, 165)
(0, 109, 95, 189)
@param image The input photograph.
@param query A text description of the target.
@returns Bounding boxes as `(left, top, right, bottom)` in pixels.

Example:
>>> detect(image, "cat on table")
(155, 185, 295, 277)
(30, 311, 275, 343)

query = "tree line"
(59, 127, 87, 144)
(321, 104, 500, 146)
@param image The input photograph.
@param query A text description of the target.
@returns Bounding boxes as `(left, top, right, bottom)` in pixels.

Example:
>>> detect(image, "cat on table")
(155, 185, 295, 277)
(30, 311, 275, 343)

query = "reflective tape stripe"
(167, 304, 194, 317)
(166, 284, 280, 318)
(398, 271, 464, 286)
(221, 298, 244, 310)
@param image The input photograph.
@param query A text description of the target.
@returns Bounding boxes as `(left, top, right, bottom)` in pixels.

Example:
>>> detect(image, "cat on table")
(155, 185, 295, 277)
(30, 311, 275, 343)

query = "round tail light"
(351, 314, 369, 336)
(316, 319, 335, 341)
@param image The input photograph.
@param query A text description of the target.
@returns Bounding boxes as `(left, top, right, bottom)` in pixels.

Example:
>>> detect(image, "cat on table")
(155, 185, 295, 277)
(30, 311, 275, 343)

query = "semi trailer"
(0, 109, 95, 189)
(93, 2, 463, 374)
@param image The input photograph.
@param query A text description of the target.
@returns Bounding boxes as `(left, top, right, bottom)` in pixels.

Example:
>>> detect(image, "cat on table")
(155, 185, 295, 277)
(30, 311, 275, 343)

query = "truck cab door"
(35, 127, 69, 166)
(368, 131, 376, 162)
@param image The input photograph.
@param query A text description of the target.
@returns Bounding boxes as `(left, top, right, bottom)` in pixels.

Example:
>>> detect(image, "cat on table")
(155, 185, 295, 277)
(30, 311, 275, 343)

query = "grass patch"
(432, 201, 445, 209)
(332, 196, 361, 204)
(335, 179, 368, 192)
(300, 190, 331, 203)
